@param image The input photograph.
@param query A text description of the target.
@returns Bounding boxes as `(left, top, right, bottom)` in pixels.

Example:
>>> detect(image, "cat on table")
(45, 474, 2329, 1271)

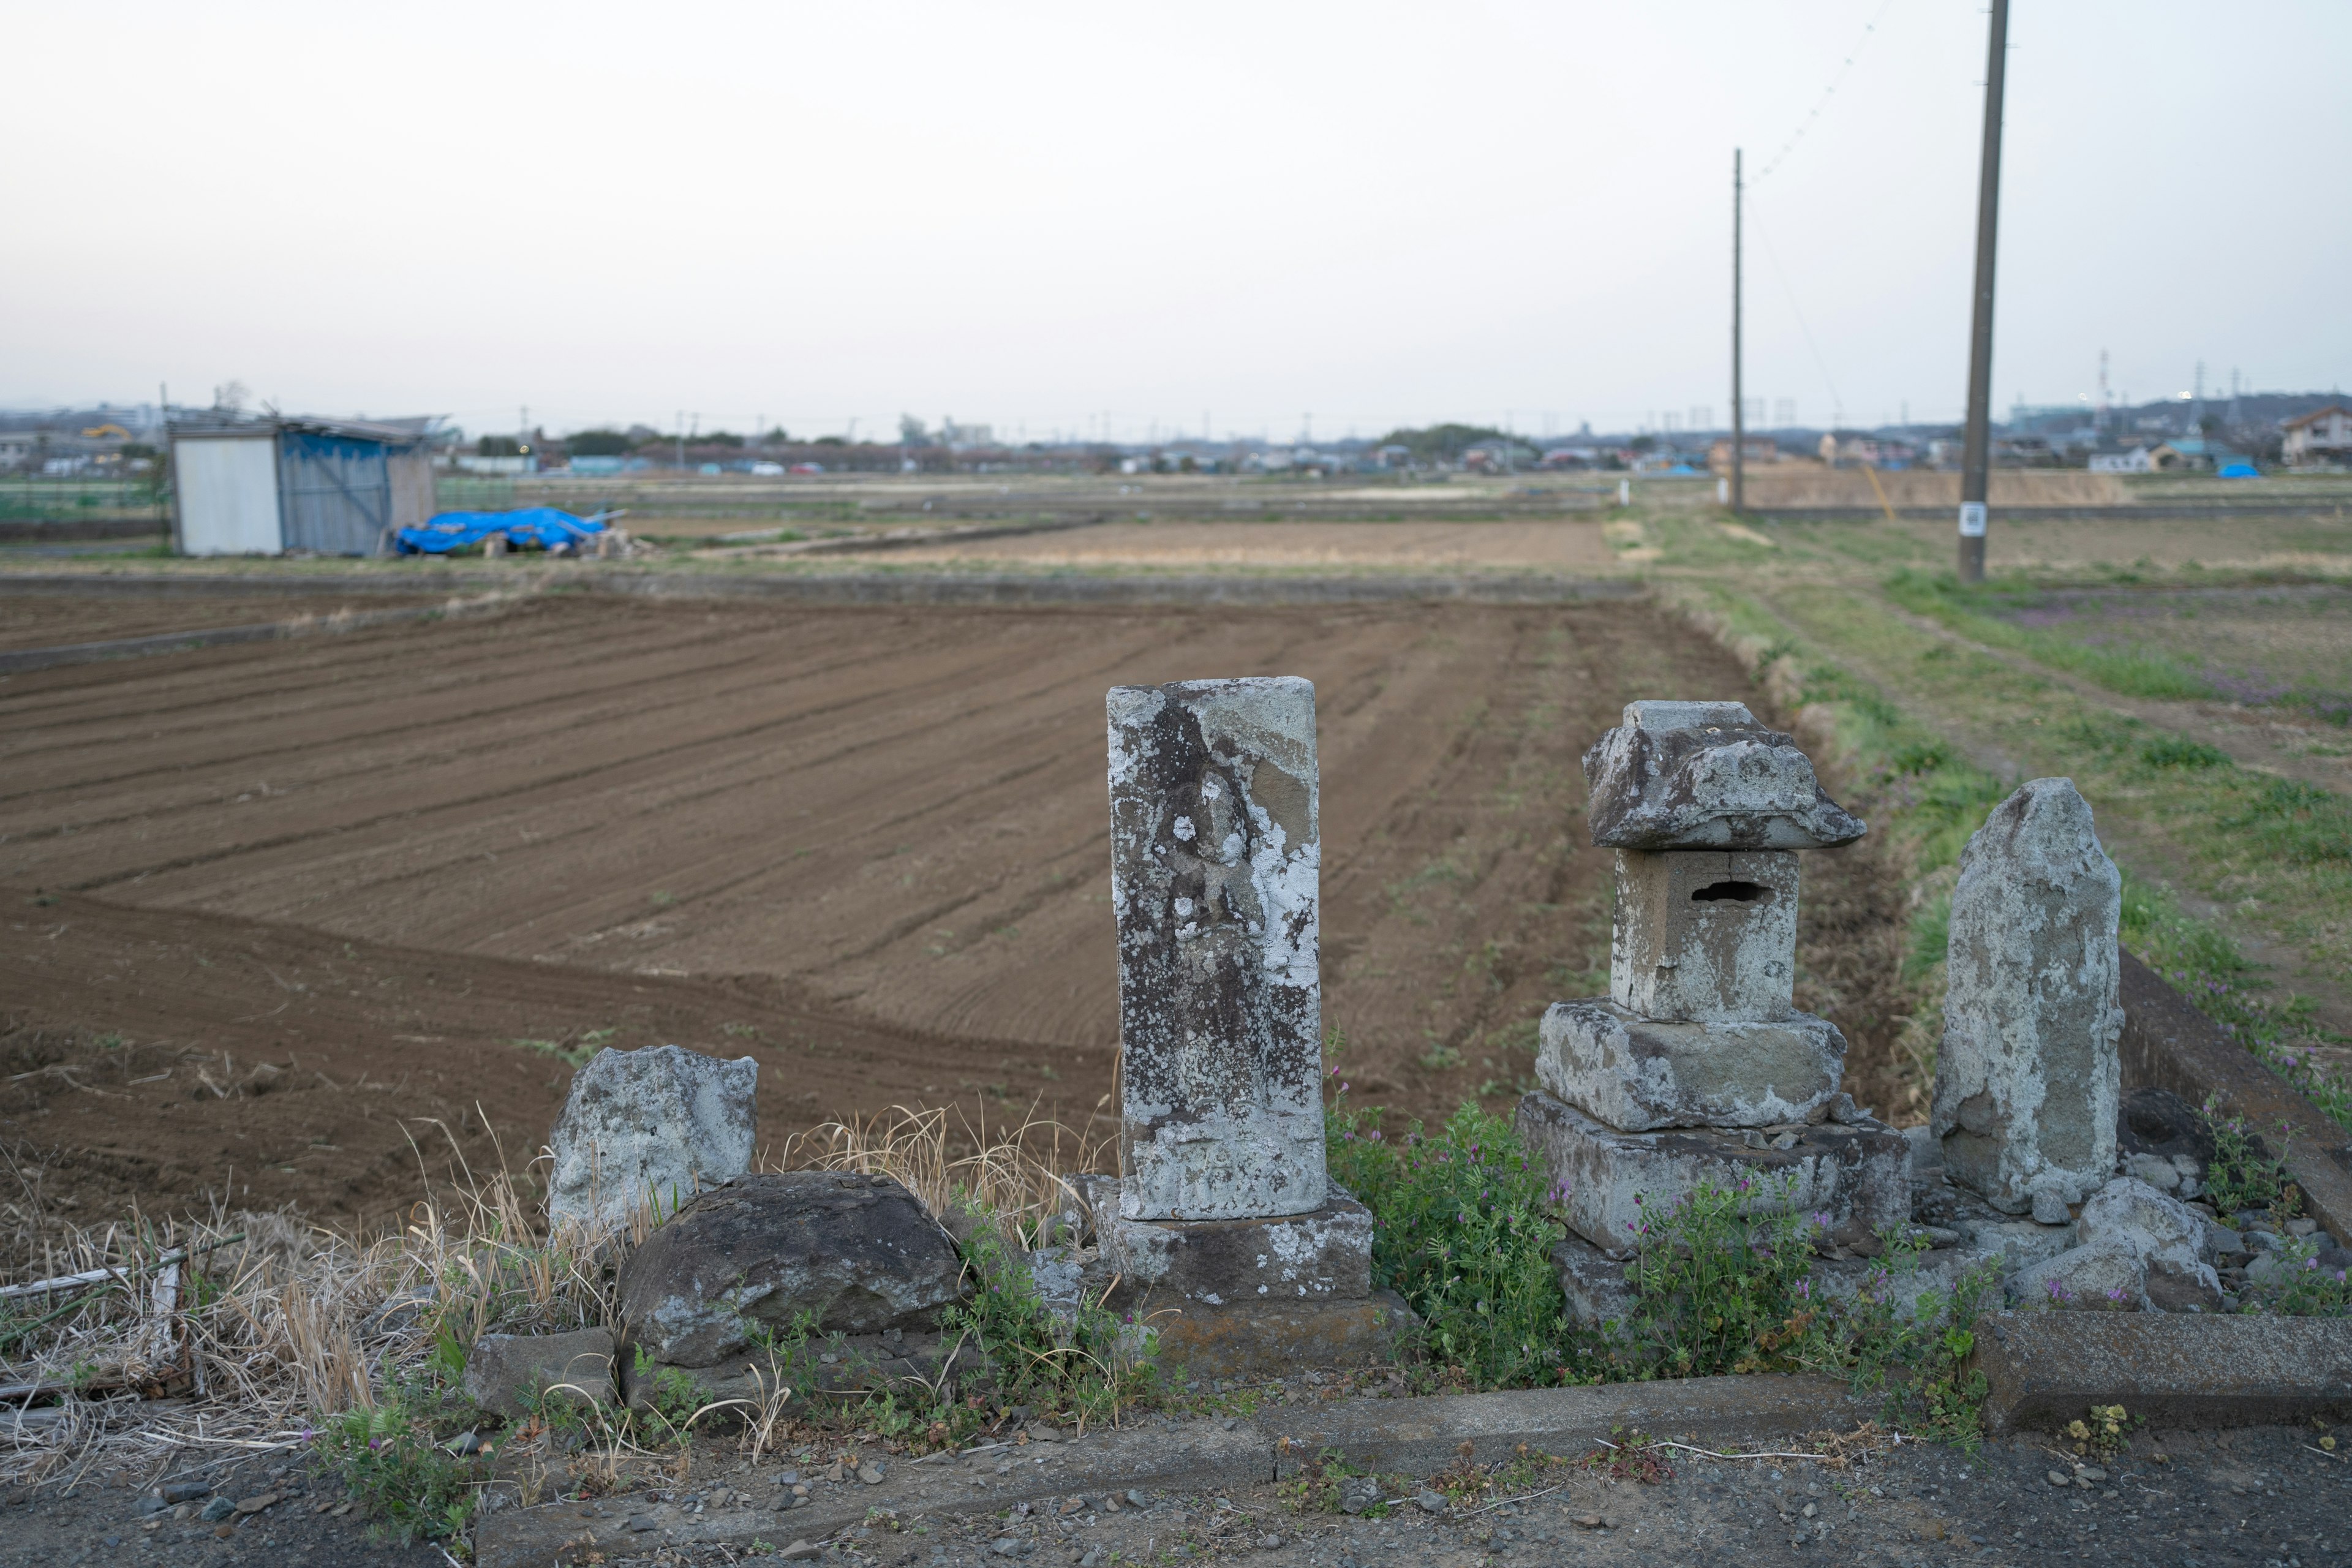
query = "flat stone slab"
(1517, 1089, 1907, 1257)
(1259, 1372, 1872, 1476)
(2118, 949, 2352, 1251)
(1536, 999, 1845, 1131)
(1582, 700, 1866, 851)
(1970, 1310, 2352, 1434)
(1097, 1181, 1373, 1303)
(462, 1327, 616, 1420)
(1139, 1291, 1420, 1380)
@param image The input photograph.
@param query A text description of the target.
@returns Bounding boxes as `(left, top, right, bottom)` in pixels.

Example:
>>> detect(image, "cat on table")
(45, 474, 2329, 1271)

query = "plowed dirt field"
(0, 593, 1912, 1234)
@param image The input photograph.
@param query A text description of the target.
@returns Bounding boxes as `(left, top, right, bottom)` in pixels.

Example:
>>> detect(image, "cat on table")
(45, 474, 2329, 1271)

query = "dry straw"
(1, 1102, 1096, 1487)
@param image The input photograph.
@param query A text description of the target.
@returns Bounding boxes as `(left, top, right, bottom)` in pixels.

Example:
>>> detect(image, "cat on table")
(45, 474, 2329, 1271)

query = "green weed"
(1324, 1088, 1573, 1390)
(311, 1388, 483, 1543)
(2138, 737, 2233, 769)
(2201, 1105, 2296, 1218)
(938, 1203, 1157, 1427)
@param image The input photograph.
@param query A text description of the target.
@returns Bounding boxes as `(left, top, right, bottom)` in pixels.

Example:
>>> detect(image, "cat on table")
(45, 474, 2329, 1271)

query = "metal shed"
(169, 413, 439, 556)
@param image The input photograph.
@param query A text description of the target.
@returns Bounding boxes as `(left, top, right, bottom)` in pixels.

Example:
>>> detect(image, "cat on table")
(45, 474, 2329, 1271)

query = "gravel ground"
(824, 1421, 2350, 1568)
(4, 1419, 2343, 1566)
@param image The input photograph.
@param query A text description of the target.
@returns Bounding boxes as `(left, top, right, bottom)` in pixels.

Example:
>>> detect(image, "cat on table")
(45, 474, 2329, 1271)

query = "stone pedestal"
(1536, 999, 1846, 1131)
(1094, 1177, 1372, 1304)
(1517, 1090, 1909, 1262)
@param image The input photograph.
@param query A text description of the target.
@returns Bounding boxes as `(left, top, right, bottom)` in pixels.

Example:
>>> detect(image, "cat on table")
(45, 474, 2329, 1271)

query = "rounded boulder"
(619, 1171, 967, 1371)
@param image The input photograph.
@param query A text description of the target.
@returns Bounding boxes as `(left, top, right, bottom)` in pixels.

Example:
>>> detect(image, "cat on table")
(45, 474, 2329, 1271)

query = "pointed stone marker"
(1932, 777, 2124, 1215)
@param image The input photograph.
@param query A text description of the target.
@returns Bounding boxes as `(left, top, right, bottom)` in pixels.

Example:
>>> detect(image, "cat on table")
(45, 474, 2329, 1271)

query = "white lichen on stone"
(1931, 778, 2124, 1215)
(1107, 677, 1325, 1221)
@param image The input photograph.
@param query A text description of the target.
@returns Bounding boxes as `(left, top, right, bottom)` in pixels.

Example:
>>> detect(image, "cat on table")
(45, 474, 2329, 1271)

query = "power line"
(1746, 200, 1845, 429)
(1751, 0, 1899, 186)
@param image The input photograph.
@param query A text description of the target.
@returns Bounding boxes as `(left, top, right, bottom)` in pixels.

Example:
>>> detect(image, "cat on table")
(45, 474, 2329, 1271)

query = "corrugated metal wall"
(386, 447, 437, 532)
(277, 431, 393, 554)
(174, 436, 282, 554)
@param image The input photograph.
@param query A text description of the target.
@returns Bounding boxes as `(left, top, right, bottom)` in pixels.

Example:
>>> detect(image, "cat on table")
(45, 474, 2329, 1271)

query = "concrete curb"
(471, 1374, 1869, 1567)
(475, 1418, 1271, 1567)
(1970, 1310, 2352, 1434)
(1257, 1373, 1871, 1474)
(2117, 950, 2352, 1248)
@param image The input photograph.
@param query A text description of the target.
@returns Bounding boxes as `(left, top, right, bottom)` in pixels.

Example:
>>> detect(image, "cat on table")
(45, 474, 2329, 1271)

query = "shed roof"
(167, 412, 441, 446)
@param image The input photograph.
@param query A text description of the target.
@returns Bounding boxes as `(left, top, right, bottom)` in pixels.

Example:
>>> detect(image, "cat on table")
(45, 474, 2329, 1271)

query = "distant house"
(1706, 436, 1778, 472)
(1816, 432, 1910, 468)
(2282, 404, 2352, 467)
(2149, 438, 2211, 471)
(2087, 445, 2154, 473)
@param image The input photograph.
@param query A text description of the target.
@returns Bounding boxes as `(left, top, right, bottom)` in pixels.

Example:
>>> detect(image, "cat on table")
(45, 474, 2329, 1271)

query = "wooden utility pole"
(1731, 149, 1746, 514)
(1958, 0, 2010, 583)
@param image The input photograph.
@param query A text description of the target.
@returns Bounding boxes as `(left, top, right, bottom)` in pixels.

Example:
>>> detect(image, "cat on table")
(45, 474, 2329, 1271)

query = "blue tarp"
(2217, 461, 2260, 478)
(395, 507, 608, 554)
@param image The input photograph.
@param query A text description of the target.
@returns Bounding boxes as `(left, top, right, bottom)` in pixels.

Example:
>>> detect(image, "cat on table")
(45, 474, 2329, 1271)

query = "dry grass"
(780, 1099, 1110, 1250)
(1, 1101, 1103, 1487)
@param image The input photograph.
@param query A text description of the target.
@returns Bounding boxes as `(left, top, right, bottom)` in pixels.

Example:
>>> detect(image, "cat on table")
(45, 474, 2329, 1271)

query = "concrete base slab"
(1516, 1089, 1907, 1257)
(1096, 1180, 1373, 1303)
(1260, 1372, 1872, 1476)
(475, 1411, 1273, 1568)
(1135, 1289, 1420, 1379)
(1537, 999, 1845, 1131)
(1970, 1310, 2352, 1434)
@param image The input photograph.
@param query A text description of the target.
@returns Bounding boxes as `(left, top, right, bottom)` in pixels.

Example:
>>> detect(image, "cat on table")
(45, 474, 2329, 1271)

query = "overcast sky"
(4, 1, 2346, 441)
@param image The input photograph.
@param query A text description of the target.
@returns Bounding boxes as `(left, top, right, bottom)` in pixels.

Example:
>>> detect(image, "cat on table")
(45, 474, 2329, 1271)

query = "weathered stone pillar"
(1931, 777, 2123, 1219)
(1092, 679, 1405, 1374)
(1106, 677, 1325, 1222)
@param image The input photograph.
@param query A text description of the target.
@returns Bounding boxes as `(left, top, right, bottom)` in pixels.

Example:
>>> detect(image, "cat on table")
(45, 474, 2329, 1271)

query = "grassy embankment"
(1600, 494, 2352, 1130)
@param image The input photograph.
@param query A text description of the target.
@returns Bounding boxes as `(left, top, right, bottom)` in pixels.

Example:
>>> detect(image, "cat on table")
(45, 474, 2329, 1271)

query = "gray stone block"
(463, 1327, 617, 1419)
(1970, 1309, 2352, 1434)
(2073, 1175, 2225, 1311)
(1139, 1291, 1419, 1379)
(1096, 1178, 1371, 1304)
(1581, 700, 1866, 851)
(1608, 849, 1799, 1021)
(1535, 998, 1845, 1131)
(546, 1044, 758, 1234)
(1107, 677, 1325, 1222)
(2011, 1240, 2150, 1311)
(619, 1172, 966, 1376)
(1931, 778, 2123, 1215)
(1548, 1232, 1637, 1325)
(1948, 1213, 2077, 1277)
(1514, 1090, 1907, 1258)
